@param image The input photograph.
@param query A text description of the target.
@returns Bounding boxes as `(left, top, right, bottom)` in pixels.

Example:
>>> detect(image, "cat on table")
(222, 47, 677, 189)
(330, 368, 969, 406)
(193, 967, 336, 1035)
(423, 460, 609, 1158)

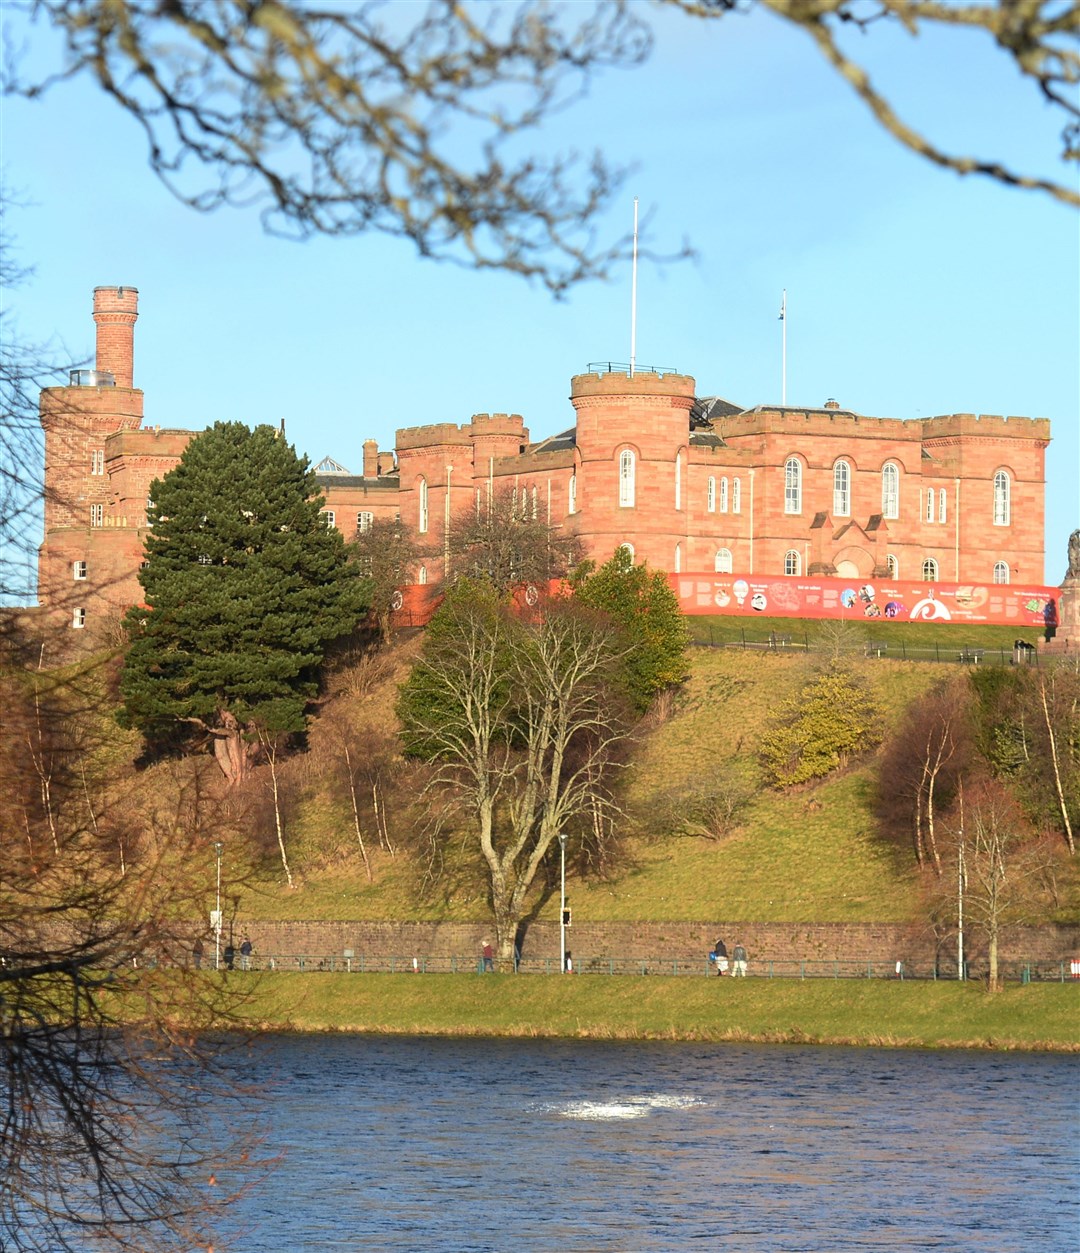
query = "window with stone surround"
(719, 476, 729, 513)
(619, 450, 635, 508)
(321, 510, 335, 529)
(833, 459, 851, 517)
(357, 511, 373, 533)
(993, 470, 1011, 525)
(707, 476, 715, 513)
(886, 553, 899, 578)
(419, 565, 428, 585)
(784, 549, 801, 575)
(784, 457, 802, 514)
(568, 474, 577, 515)
(925, 488, 935, 523)
(73, 560, 87, 581)
(881, 462, 899, 519)
(674, 543, 682, 572)
(732, 477, 741, 513)
(993, 561, 1010, 584)
(418, 477, 429, 532)
(675, 453, 682, 510)
(922, 558, 939, 581)
(89, 503, 104, 527)
(90, 449, 105, 475)
(939, 488, 947, 524)
(715, 548, 732, 573)
(72, 607, 86, 629)
(617, 542, 634, 561)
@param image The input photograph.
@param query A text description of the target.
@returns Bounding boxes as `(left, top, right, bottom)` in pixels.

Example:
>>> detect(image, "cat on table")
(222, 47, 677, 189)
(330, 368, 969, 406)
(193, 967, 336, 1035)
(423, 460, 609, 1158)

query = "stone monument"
(1044, 528, 1080, 652)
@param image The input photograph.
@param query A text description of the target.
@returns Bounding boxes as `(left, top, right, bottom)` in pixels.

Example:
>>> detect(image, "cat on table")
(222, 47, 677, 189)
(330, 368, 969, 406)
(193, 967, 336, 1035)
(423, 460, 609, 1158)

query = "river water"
(216, 1035, 1076, 1252)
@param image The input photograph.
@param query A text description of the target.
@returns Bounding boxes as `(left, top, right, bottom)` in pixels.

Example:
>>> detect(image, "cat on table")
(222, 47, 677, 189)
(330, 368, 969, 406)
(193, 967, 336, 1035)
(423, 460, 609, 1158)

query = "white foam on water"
(550, 1093, 704, 1121)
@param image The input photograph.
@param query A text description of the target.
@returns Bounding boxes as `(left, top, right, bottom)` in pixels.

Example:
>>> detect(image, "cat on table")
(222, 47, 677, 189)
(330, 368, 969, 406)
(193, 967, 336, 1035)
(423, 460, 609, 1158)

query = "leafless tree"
(351, 517, 421, 645)
(398, 584, 633, 964)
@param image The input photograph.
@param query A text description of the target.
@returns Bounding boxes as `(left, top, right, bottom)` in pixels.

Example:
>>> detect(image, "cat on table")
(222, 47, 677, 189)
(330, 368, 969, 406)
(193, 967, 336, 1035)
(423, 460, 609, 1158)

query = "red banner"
(670, 573, 1059, 627)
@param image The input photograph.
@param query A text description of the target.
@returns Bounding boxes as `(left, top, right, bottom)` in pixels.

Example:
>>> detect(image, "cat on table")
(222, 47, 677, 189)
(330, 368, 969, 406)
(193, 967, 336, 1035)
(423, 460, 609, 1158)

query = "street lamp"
(212, 842, 224, 971)
(558, 833, 567, 974)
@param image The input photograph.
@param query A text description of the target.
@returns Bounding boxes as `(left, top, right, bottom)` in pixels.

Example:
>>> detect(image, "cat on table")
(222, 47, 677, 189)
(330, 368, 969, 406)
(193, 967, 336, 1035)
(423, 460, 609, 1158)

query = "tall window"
(89, 504, 104, 527)
(674, 543, 682, 573)
(617, 542, 634, 561)
(321, 510, 335, 529)
(881, 462, 899, 519)
(922, 558, 939, 581)
(993, 471, 1011, 525)
(568, 474, 577, 515)
(993, 561, 1010, 584)
(885, 554, 899, 578)
(707, 476, 716, 513)
(732, 477, 741, 514)
(72, 560, 87, 581)
(357, 511, 373, 533)
(418, 477, 429, 533)
(833, 460, 851, 517)
(939, 488, 947, 524)
(619, 450, 635, 508)
(90, 449, 105, 475)
(715, 548, 732, 574)
(418, 565, 428, 585)
(784, 549, 801, 575)
(674, 453, 682, 510)
(531, 485, 539, 519)
(784, 457, 802, 514)
(72, 607, 86, 629)
(719, 477, 729, 513)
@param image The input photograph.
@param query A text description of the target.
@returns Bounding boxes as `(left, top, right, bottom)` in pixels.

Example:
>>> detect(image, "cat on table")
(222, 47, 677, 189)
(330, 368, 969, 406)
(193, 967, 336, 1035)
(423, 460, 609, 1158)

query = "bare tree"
(351, 517, 421, 645)
(398, 582, 633, 964)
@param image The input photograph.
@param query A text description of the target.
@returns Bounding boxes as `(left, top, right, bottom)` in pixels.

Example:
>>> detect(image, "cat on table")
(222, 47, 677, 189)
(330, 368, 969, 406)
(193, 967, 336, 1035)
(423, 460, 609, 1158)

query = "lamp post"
(558, 834, 567, 974)
(212, 842, 223, 971)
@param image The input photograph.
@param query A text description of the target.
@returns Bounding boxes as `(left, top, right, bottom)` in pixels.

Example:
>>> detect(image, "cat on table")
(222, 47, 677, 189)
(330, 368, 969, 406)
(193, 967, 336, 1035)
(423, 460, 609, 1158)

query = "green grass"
(685, 616, 1045, 651)
(236, 972, 1080, 1052)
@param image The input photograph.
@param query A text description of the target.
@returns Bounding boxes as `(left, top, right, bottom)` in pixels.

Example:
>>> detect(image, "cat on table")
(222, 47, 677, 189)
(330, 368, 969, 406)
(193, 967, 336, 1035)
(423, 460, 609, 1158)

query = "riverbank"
(234, 973, 1080, 1052)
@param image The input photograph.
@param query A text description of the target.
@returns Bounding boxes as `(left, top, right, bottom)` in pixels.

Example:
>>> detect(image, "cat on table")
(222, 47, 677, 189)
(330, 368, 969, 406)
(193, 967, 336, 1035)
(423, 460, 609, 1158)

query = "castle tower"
(571, 368, 696, 569)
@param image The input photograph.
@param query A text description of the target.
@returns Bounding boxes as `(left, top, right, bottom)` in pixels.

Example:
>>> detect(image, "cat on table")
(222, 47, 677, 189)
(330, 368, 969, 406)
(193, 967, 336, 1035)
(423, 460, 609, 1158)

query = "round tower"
(570, 368, 696, 570)
(93, 285, 139, 388)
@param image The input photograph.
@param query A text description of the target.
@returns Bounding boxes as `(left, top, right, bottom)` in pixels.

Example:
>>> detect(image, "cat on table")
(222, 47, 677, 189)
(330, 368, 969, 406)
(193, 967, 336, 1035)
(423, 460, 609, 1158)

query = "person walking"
(481, 940, 495, 973)
(712, 938, 729, 976)
(240, 937, 253, 971)
(732, 942, 748, 977)
(192, 936, 204, 970)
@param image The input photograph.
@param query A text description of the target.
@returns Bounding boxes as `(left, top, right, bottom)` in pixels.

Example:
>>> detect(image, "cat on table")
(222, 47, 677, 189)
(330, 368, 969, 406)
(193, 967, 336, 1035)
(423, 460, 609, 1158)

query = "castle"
(38, 287, 1051, 632)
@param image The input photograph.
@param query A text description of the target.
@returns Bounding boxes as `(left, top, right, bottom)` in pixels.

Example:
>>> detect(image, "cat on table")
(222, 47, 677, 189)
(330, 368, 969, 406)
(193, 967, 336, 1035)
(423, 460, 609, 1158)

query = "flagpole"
(780, 289, 787, 406)
(630, 197, 638, 378)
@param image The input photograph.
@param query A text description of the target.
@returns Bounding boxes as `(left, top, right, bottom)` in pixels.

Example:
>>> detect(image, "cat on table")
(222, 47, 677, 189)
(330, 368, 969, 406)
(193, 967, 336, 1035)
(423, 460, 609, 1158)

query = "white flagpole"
(630, 197, 638, 377)
(780, 289, 787, 406)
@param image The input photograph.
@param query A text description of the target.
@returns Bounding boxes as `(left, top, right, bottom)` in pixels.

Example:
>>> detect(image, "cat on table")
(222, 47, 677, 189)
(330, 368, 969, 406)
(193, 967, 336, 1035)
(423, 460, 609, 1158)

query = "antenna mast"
(630, 197, 639, 377)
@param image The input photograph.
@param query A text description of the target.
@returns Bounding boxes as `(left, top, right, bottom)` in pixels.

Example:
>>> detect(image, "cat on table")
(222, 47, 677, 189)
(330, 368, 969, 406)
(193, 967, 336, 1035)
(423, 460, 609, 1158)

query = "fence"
(225, 953, 1080, 983)
(690, 630, 1047, 667)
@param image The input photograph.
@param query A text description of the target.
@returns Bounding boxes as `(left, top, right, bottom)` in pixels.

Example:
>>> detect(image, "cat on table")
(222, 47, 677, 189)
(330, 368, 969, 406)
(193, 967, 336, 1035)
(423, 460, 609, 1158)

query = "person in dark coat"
(223, 942, 235, 971)
(712, 938, 729, 976)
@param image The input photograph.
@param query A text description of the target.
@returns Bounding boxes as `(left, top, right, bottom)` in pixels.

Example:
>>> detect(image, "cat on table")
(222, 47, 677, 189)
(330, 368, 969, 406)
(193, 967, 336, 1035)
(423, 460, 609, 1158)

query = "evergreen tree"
(571, 548, 689, 712)
(119, 422, 365, 781)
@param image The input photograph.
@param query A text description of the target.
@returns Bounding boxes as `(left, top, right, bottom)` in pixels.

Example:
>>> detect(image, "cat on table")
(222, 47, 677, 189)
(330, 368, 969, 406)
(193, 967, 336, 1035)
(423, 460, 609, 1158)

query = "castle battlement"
(921, 413, 1051, 440)
(396, 422, 474, 451)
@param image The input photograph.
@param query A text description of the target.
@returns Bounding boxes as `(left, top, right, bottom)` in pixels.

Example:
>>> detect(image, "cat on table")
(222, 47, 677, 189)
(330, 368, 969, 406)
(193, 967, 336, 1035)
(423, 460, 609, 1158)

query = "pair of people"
(711, 939, 748, 976)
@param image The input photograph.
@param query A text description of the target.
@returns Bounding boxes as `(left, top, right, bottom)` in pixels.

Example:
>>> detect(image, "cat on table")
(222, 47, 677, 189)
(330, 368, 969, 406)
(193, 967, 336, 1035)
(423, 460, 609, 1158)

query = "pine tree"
(119, 422, 365, 781)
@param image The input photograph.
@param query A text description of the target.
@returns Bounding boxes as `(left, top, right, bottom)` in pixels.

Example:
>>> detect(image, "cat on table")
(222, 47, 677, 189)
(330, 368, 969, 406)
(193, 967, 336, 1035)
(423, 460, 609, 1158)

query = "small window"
(939, 488, 947, 524)
(321, 510, 336, 529)
(993, 561, 1010, 585)
(357, 511, 373, 533)
(784, 458, 802, 515)
(784, 549, 801, 576)
(568, 474, 577, 515)
(619, 450, 635, 508)
(89, 504, 104, 527)
(674, 543, 682, 573)
(993, 471, 1010, 526)
(617, 542, 634, 562)
(72, 607, 86, 629)
(715, 548, 732, 574)
(90, 449, 105, 475)
(881, 463, 899, 520)
(674, 453, 682, 511)
(732, 477, 741, 514)
(72, 560, 87, 581)
(925, 489, 935, 524)
(719, 477, 729, 513)
(418, 477, 429, 533)
(707, 476, 716, 513)
(197, 553, 213, 565)
(833, 460, 851, 517)
(418, 565, 428, 585)
(922, 558, 939, 582)
(885, 554, 899, 578)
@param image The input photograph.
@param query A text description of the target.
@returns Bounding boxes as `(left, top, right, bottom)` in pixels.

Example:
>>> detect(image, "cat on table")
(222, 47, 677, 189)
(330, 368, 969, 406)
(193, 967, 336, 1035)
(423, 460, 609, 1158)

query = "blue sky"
(4, 3, 1077, 592)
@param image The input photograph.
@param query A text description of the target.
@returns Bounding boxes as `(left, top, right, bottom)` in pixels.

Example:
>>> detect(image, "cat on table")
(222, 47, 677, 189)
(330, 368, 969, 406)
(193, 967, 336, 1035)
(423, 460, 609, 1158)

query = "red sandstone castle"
(39, 287, 1051, 632)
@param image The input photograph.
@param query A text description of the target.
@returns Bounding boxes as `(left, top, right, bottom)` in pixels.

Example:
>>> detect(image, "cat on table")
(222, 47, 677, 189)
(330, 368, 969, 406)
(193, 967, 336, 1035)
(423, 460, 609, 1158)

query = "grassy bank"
(234, 973, 1080, 1052)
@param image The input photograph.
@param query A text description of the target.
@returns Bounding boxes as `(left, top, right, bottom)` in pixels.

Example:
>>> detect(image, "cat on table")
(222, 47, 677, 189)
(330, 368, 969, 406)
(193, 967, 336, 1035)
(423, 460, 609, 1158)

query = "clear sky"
(4, 3, 1077, 596)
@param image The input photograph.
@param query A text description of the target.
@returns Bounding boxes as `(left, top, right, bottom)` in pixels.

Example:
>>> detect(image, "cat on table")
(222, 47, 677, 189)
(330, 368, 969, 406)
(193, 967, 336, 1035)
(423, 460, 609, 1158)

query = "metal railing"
(690, 629, 1046, 667)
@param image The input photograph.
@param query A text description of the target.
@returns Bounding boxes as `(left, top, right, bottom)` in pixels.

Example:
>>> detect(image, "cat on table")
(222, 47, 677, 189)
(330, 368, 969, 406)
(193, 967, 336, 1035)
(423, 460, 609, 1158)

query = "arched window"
(784, 457, 802, 514)
(568, 473, 577, 515)
(922, 558, 939, 581)
(993, 470, 1011, 525)
(833, 460, 851, 517)
(993, 561, 1010, 585)
(321, 510, 336, 529)
(719, 476, 729, 513)
(531, 485, 538, 519)
(732, 477, 741, 513)
(885, 554, 899, 578)
(784, 549, 801, 576)
(939, 488, 947, 524)
(418, 477, 429, 533)
(925, 489, 935, 523)
(675, 452, 682, 510)
(619, 450, 635, 508)
(418, 565, 428, 585)
(881, 462, 899, 520)
(617, 542, 634, 562)
(707, 476, 716, 512)
(714, 548, 732, 574)
(674, 543, 682, 573)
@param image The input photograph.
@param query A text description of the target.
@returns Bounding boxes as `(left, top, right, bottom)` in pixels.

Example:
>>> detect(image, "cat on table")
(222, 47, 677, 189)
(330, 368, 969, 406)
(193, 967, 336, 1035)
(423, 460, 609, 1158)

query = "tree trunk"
(1038, 675, 1075, 854)
(342, 742, 372, 881)
(212, 711, 254, 784)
